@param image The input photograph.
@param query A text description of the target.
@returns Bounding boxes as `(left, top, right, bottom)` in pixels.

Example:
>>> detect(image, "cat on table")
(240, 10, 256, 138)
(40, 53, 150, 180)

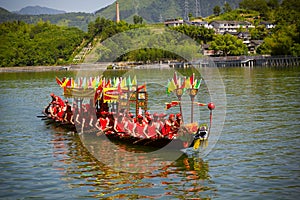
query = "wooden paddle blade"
(193, 139, 200, 150)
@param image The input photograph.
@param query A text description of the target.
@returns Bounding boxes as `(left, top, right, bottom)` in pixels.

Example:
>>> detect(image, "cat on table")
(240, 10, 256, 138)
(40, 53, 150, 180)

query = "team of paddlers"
(44, 93, 185, 140)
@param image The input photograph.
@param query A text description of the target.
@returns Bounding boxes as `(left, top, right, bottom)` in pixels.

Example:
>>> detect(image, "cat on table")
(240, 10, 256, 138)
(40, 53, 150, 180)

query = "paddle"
(193, 138, 201, 150)
(36, 115, 47, 118)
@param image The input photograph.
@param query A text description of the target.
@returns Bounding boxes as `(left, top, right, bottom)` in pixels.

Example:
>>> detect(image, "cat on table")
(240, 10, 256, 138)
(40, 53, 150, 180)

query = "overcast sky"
(0, 0, 116, 13)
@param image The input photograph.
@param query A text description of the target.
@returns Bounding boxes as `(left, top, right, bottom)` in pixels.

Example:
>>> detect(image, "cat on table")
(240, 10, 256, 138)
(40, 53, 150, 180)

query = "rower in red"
(144, 117, 160, 139)
(124, 112, 135, 136)
(133, 115, 147, 138)
(163, 114, 178, 139)
(95, 111, 109, 134)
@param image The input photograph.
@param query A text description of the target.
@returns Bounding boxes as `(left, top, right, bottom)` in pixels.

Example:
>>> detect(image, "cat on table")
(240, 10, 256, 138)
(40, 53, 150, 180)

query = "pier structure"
(170, 56, 300, 68)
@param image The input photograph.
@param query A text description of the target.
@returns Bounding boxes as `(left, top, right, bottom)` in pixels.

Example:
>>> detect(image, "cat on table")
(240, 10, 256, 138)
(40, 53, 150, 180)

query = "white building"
(209, 20, 255, 34)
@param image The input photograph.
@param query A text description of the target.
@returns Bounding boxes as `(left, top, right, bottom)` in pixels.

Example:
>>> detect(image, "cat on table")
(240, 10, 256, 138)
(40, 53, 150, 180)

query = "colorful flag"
(195, 78, 201, 89)
(71, 78, 75, 88)
(55, 77, 62, 86)
(173, 72, 178, 86)
(167, 79, 176, 94)
(181, 77, 186, 89)
(94, 85, 103, 104)
(194, 102, 206, 106)
(165, 101, 180, 110)
(92, 78, 97, 88)
(127, 76, 132, 89)
(121, 77, 126, 88)
(132, 75, 137, 86)
(61, 78, 69, 88)
(185, 77, 191, 89)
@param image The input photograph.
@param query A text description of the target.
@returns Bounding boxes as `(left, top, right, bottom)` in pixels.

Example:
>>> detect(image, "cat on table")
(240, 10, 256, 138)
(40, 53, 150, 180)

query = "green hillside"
(96, 0, 242, 23)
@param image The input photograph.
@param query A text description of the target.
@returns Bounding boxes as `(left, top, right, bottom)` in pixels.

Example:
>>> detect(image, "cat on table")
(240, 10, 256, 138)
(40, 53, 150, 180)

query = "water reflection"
(49, 129, 214, 199)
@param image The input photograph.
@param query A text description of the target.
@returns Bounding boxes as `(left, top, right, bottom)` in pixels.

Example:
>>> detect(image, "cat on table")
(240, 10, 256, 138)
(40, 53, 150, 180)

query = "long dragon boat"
(41, 72, 215, 150)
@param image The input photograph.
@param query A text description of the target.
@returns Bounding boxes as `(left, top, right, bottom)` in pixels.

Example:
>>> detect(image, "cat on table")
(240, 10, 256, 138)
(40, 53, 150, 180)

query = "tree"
(239, 0, 269, 17)
(223, 2, 232, 13)
(133, 15, 143, 24)
(213, 6, 221, 16)
(267, 0, 279, 9)
(209, 34, 248, 56)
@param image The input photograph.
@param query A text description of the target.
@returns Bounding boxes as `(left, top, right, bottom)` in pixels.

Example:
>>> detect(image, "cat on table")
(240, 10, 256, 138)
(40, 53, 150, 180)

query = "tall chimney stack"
(116, 1, 120, 23)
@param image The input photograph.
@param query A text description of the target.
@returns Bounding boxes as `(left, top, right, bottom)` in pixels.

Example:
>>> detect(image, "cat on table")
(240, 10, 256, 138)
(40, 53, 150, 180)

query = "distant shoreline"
(0, 66, 66, 73)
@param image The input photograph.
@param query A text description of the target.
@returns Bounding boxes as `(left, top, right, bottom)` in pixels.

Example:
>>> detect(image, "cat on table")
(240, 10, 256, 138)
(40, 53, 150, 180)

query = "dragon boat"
(40, 72, 215, 150)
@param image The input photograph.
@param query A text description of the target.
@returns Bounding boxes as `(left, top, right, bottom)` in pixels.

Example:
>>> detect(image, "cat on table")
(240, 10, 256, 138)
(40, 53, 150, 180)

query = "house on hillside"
(164, 19, 184, 27)
(259, 21, 276, 29)
(187, 20, 214, 29)
(248, 40, 264, 54)
(209, 20, 255, 34)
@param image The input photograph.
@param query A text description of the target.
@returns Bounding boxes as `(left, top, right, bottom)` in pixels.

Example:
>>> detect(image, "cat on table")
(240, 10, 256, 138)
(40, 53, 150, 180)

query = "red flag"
(165, 101, 180, 110)
(66, 78, 71, 87)
(194, 102, 206, 106)
(137, 84, 146, 91)
(190, 73, 195, 86)
(94, 85, 103, 104)
(79, 77, 82, 88)
(55, 77, 62, 86)
(173, 72, 178, 86)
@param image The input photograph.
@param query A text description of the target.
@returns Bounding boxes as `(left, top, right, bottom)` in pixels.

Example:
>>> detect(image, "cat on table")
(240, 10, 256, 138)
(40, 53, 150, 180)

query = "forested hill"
(96, 0, 242, 23)
(0, 0, 242, 30)
(0, 8, 93, 31)
(15, 6, 66, 15)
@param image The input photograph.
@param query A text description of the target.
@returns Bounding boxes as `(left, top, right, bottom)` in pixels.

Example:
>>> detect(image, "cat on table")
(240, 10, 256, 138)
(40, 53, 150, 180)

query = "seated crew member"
(114, 113, 126, 136)
(174, 113, 183, 128)
(133, 115, 147, 138)
(95, 111, 109, 132)
(163, 114, 178, 139)
(50, 102, 59, 119)
(152, 112, 163, 138)
(105, 112, 116, 134)
(124, 112, 135, 136)
(143, 117, 159, 139)
(143, 111, 151, 124)
(56, 105, 65, 122)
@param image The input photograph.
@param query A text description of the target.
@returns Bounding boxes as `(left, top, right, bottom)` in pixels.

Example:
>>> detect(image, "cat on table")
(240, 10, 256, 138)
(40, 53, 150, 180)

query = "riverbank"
(0, 65, 66, 73)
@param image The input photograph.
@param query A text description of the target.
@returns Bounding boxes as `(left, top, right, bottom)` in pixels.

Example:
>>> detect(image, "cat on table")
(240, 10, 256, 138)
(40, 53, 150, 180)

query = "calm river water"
(0, 66, 299, 199)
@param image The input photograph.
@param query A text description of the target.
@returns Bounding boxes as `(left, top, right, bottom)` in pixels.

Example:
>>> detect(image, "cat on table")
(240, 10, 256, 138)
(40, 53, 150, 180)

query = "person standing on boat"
(55, 95, 65, 108)
(63, 100, 74, 124)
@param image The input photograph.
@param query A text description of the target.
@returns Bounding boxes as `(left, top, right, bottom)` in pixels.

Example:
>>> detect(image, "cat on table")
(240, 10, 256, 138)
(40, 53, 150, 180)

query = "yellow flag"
(92, 78, 97, 88)
(185, 78, 191, 89)
(168, 79, 176, 94)
(121, 77, 126, 88)
(61, 78, 69, 88)
(132, 75, 137, 86)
